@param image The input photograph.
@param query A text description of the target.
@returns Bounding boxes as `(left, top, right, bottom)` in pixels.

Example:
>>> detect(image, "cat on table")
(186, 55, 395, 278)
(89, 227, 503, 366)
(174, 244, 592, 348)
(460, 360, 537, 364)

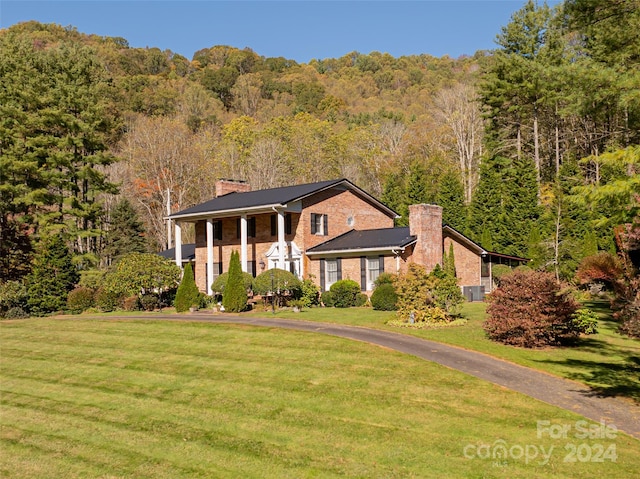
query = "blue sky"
(1, 1, 562, 62)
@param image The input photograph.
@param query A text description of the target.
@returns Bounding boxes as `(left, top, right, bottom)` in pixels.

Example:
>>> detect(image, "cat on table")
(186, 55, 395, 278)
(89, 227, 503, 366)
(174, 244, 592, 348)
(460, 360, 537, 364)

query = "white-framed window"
(326, 259, 338, 286)
(366, 257, 381, 290)
(311, 213, 328, 236)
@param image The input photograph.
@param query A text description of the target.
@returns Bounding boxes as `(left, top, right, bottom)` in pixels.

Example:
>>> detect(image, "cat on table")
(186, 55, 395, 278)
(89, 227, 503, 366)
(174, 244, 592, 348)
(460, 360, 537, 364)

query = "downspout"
(391, 248, 405, 274)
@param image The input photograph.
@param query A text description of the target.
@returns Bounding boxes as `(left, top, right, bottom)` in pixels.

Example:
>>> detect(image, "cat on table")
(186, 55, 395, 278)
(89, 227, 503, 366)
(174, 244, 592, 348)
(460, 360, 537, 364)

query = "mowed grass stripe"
(2, 318, 640, 478)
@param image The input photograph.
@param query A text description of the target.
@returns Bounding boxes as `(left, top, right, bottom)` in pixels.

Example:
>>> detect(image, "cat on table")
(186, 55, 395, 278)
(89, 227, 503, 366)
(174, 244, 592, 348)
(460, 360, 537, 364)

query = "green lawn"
(246, 301, 640, 404)
(1, 318, 639, 478)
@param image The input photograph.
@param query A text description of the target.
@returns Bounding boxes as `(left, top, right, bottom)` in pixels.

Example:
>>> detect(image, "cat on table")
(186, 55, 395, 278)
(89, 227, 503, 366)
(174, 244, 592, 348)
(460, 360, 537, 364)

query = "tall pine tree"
(437, 170, 467, 232)
(103, 198, 147, 266)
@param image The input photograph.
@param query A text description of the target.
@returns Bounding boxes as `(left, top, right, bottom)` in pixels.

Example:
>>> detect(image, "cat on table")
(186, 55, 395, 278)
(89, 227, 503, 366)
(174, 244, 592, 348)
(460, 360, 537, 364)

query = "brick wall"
(191, 187, 394, 292)
(443, 235, 481, 288)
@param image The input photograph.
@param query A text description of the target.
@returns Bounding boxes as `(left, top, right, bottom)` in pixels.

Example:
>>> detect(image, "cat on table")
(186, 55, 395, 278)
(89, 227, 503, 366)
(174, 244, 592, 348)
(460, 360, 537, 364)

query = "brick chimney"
(215, 179, 251, 197)
(408, 204, 443, 272)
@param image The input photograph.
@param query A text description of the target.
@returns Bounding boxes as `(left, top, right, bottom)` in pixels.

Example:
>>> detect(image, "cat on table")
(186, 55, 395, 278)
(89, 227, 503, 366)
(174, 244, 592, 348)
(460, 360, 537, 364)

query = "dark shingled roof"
(169, 179, 344, 218)
(158, 243, 196, 262)
(307, 227, 416, 254)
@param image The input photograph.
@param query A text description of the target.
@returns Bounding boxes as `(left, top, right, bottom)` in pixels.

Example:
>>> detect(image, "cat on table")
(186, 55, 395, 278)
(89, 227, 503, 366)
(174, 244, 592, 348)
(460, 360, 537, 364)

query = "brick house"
(164, 178, 527, 299)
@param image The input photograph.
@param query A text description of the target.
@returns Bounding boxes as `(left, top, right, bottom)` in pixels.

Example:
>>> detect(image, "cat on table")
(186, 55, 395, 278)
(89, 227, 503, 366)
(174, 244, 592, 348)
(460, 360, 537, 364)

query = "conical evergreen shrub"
(222, 251, 248, 312)
(174, 262, 200, 312)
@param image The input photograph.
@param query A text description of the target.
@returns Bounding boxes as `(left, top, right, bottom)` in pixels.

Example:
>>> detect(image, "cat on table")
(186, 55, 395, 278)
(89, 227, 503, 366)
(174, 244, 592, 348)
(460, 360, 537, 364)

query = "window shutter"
(379, 255, 385, 273)
(323, 214, 328, 236)
(271, 214, 276, 236)
(215, 221, 222, 240)
(285, 213, 292, 235)
(311, 213, 317, 234)
(236, 218, 241, 238)
(249, 217, 256, 237)
(320, 259, 325, 291)
(360, 257, 367, 290)
(336, 258, 342, 281)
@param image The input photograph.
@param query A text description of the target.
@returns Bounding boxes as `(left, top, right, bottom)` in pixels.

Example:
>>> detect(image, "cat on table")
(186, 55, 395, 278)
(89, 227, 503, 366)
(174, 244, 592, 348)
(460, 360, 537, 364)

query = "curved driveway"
(121, 313, 640, 439)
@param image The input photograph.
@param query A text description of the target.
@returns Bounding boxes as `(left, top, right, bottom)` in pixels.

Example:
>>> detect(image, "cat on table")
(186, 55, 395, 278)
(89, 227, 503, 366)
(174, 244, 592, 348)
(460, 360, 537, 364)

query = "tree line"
(1, 1, 638, 299)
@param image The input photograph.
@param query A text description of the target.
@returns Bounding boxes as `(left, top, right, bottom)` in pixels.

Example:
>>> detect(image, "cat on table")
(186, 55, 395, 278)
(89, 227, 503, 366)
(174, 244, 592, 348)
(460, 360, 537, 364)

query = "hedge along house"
(165, 179, 527, 299)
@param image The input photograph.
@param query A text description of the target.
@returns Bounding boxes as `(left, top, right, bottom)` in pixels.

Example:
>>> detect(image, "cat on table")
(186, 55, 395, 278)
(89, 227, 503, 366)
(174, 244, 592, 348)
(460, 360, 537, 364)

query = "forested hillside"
(1, 0, 638, 288)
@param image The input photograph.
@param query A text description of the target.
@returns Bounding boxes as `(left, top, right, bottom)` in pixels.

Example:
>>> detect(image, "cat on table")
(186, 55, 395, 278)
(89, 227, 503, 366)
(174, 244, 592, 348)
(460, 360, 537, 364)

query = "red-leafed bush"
(484, 270, 587, 347)
(575, 252, 624, 293)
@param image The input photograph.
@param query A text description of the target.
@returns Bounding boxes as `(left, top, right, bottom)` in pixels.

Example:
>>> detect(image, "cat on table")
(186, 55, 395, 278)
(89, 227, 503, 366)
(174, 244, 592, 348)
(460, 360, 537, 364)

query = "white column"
(166, 189, 172, 249)
(174, 222, 182, 268)
(240, 214, 248, 272)
(277, 210, 286, 270)
(206, 219, 214, 295)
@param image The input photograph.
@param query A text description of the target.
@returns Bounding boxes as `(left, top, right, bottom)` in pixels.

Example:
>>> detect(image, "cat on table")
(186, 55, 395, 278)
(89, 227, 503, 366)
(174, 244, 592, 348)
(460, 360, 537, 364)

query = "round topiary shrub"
(355, 293, 369, 307)
(329, 279, 361, 308)
(252, 269, 302, 297)
(66, 287, 95, 314)
(484, 270, 590, 347)
(371, 283, 398, 311)
(321, 290, 335, 307)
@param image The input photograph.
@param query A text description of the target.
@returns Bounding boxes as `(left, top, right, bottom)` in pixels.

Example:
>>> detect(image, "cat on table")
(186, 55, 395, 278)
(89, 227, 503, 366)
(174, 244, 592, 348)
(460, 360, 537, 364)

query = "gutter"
(165, 203, 285, 222)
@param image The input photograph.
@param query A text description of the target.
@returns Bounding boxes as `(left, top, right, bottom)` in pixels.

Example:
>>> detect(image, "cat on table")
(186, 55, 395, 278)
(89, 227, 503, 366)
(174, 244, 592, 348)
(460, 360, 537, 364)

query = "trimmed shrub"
(484, 270, 590, 347)
(174, 262, 200, 312)
(4, 307, 28, 319)
(330, 279, 361, 308)
(252, 269, 302, 297)
(321, 290, 335, 307)
(66, 287, 95, 314)
(94, 287, 123, 312)
(355, 293, 369, 307)
(491, 264, 513, 285)
(123, 295, 141, 311)
(211, 272, 254, 296)
(140, 293, 160, 311)
(222, 251, 248, 313)
(371, 283, 398, 311)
